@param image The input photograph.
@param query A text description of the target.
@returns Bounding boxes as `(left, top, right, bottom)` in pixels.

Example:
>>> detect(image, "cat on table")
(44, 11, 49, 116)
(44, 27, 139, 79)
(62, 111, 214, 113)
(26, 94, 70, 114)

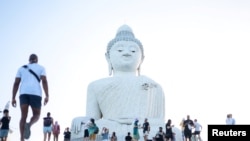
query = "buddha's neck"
(113, 71, 138, 77)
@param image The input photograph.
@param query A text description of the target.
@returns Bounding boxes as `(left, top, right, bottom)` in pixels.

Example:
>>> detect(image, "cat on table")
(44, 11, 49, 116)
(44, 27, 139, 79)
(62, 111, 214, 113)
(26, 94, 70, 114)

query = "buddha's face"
(108, 40, 143, 72)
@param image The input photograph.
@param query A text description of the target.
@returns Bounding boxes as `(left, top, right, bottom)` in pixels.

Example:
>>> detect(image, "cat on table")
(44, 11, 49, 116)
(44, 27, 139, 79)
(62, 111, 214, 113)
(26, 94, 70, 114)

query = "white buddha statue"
(71, 25, 182, 141)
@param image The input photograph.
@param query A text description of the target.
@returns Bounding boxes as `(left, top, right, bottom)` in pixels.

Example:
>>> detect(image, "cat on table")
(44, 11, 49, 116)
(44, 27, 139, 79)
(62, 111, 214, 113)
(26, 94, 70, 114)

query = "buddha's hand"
(71, 117, 90, 134)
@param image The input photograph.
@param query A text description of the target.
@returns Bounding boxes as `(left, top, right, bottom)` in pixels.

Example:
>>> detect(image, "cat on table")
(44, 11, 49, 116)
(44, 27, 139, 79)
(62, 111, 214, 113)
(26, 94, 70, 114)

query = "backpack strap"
(23, 65, 40, 82)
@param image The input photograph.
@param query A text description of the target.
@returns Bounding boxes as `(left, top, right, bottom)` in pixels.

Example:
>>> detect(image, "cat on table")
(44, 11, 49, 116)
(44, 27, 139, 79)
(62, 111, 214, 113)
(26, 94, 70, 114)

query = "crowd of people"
(75, 115, 204, 141)
(0, 112, 205, 141)
(3, 101, 236, 141)
(0, 111, 205, 141)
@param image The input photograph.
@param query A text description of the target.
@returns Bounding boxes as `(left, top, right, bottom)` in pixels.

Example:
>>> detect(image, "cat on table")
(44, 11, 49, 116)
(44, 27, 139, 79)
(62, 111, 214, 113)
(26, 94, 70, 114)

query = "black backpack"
(93, 125, 99, 134)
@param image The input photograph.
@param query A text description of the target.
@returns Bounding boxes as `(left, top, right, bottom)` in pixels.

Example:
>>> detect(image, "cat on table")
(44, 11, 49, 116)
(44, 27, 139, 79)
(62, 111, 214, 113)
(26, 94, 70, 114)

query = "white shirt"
(226, 118, 235, 125)
(194, 122, 202, 131)
(16, 63, 46, 97)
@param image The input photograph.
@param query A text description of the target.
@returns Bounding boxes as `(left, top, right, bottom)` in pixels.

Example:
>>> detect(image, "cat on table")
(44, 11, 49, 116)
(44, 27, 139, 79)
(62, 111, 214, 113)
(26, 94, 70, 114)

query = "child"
(0, 109, 11, 141)
(52, 121, 60, 141)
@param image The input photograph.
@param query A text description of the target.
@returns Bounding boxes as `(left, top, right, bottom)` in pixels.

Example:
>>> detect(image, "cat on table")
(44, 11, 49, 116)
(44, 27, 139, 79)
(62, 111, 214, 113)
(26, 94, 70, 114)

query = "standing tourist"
(52, 121, 60, 141)
(110, 132, 117, 141)
(0, 109, 11, 141)
(165, 119, 174, 141)
(125, 132, 133, 141)
(226, 114, 235, 125)
(83, 121, 90, 141)
(11, 54, 49, 141)
(43, 112, 53, 141)
(63, 127, 71, 141)
(155, 127, 165, 141)
(133, 119, 140, 141)
(193, 119, 202, 141)
(88, 118, 98, 141)
(101, 127, 109, 141)
(179, 118, 185, 141)
(142, 118, 150, 141)
(184, 115, 193, 141)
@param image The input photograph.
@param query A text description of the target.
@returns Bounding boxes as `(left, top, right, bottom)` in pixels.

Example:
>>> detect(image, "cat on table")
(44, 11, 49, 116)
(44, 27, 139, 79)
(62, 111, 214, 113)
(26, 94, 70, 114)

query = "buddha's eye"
(116, 46, 123, 52)
(129, 46, 137, 53)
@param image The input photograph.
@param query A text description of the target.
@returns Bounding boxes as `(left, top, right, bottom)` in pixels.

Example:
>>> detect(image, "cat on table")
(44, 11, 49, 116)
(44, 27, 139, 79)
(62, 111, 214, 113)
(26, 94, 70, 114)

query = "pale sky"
(0, 0, 250, 141)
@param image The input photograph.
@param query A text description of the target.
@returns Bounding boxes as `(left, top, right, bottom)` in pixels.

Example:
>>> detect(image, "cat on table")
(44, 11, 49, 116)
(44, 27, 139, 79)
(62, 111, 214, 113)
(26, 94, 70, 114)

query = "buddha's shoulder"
(87, 77, 116, 87)
(139, 75, 161, 85)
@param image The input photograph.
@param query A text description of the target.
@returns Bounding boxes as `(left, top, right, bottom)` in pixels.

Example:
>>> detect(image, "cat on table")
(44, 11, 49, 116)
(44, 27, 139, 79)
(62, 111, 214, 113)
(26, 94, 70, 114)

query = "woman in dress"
(165, 119, 174, 141)
(133, 119, 140, 141)
(52, 121, 60, 141)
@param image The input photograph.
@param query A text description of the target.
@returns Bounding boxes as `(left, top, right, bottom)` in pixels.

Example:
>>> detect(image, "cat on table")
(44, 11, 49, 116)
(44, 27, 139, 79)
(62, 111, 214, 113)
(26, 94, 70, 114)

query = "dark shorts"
(0, 129, 9, 137)
(20, 94, 42, 108)
(184, 130, 192, 138)
(165, 134, 173, 140)
(194, 131, 200, 135)
(84, 129, 89, 137)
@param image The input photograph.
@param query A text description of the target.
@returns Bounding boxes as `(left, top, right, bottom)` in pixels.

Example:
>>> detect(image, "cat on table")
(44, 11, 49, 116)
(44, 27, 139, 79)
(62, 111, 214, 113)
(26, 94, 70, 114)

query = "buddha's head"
(105, 25, 145, 76)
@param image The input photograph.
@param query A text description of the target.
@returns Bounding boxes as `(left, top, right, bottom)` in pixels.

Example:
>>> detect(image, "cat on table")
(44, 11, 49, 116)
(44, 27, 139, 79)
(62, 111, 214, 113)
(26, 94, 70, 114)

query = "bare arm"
(41, 75, 49, 105)
(12, 78, 21, 107)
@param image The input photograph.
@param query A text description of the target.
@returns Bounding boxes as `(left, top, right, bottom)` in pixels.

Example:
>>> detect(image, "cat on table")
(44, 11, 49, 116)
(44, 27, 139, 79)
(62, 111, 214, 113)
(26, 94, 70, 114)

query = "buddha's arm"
(86, 83, 101, 119)
(158, 86, 165, 118)
(147, 84, 165, 118)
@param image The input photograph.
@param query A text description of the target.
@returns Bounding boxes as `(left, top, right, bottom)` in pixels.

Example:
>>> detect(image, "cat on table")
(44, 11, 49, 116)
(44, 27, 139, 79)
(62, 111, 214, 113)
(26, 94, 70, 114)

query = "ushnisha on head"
(105, 24, 145, 76)
(29, 54, 38, 63)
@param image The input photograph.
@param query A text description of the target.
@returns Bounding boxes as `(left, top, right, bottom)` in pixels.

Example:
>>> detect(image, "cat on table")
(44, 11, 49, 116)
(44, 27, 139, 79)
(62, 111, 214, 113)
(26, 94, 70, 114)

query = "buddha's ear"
(141, 55, 145, 64)
(137, 56, 145, 76)
(105, 53, 113, 76)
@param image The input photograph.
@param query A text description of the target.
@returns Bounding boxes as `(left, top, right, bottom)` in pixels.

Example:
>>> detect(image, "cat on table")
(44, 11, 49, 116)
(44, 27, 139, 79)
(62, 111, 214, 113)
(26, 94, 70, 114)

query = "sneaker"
(24, 122, 31, 139)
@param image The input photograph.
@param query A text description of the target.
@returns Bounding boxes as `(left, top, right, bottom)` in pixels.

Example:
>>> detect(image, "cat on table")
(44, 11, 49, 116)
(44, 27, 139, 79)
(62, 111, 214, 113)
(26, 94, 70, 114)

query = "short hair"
(3, 109, 9, 113)
(90, 118, 95, 123)
(29, 54, 38, 62)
